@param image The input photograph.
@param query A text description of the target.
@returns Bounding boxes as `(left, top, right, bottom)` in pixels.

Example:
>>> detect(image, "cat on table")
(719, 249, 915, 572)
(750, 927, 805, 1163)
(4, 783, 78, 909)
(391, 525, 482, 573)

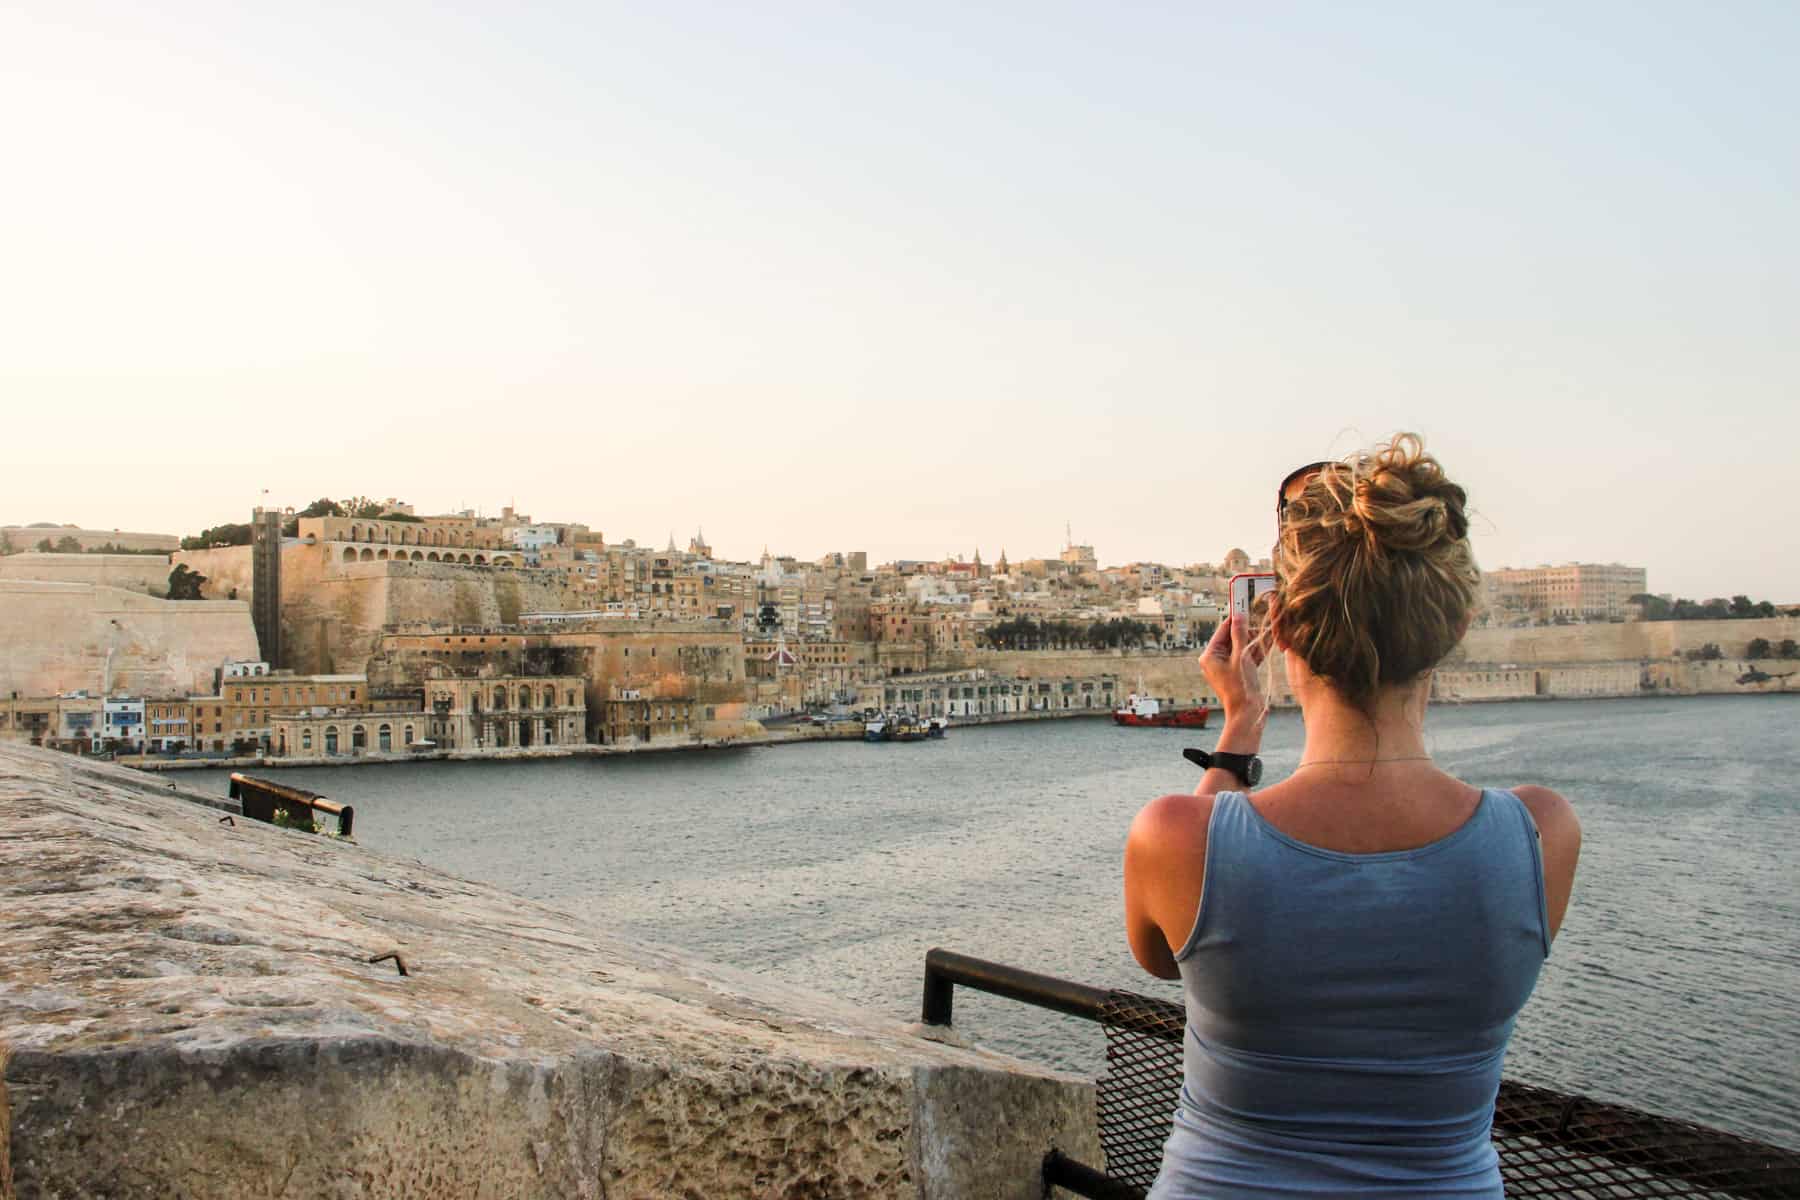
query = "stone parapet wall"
(0, 553, 173, 596)
(0, 745, 1099, 1198)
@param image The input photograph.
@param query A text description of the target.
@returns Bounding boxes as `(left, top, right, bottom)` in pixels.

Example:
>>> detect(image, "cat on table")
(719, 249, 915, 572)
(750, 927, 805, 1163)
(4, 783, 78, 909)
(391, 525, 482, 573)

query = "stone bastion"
(0, 744, 1099, 1198)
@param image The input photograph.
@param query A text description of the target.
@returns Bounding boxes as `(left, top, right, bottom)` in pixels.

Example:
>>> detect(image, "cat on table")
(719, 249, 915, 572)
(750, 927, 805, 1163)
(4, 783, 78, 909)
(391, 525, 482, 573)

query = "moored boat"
(1112, 693, 1210, 729)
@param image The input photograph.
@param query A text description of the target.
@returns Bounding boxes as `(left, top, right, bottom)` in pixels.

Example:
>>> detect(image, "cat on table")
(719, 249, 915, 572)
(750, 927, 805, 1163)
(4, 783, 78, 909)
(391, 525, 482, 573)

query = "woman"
(1124, 434, 1581, 1198)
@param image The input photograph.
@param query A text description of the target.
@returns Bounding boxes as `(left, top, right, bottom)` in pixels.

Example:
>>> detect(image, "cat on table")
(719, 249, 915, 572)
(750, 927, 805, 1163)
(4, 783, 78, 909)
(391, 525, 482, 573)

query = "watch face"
(1246, 757, 1264, 787)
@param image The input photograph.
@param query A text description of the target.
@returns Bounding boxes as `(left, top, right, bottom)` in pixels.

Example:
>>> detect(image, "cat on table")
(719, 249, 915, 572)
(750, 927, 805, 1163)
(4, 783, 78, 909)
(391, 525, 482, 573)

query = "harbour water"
(190, 695, 1800, 1148)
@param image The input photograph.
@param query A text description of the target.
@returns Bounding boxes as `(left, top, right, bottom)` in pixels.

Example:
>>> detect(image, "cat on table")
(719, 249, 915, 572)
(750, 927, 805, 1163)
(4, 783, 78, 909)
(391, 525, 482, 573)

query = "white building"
(102, 697, 146, 750)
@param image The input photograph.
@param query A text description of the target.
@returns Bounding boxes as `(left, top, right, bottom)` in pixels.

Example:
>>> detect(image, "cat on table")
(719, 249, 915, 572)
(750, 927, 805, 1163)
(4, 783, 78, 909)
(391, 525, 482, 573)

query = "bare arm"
(1124, 792, 1212, 980)
(1513, 784, 1582, 940)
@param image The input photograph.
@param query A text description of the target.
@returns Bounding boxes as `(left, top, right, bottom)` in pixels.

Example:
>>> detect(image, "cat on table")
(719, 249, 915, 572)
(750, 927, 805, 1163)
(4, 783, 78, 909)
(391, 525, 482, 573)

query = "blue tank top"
(1150, 788, 1550, 1199)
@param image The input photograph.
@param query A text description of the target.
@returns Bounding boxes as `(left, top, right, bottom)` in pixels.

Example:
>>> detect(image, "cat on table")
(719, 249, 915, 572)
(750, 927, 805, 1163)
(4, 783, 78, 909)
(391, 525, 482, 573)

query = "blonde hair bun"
(1273, 433, 1478, 711)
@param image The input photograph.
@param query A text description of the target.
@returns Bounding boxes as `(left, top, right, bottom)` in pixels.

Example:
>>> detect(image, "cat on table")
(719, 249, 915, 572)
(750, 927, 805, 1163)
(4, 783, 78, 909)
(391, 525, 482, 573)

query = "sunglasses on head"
(1276, 461, 1335, 520)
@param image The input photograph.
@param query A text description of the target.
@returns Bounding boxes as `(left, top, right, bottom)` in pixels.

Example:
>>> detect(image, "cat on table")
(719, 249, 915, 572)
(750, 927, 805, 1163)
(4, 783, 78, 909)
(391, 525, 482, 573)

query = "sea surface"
(188, 696, 1800, 1148)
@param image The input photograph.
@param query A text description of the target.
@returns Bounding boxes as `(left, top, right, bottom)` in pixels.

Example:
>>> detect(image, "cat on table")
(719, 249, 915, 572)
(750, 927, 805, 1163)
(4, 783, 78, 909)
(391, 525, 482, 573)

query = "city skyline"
(3, 3, 1795, 601)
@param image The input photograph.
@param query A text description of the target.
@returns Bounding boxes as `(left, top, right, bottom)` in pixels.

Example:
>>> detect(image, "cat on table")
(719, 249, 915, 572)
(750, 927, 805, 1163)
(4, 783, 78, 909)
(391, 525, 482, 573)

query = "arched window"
(349, 524, 360, 542)
(302, 729, 313, 751)
(518, 689, 532, 710)
(352, 725, 367, 751)
(377, 549, 388, 560)
(378, 724, 392, 751)
(427, 552, 439, 562)
(360, 548, 374, 561)
(324, 726, 339, 755)
(403, 725, 414, 745)
(474, 554, 487, 565)
(411, 550, 423, 561)
(493, 688, 508, 709)
(544, 687, 556, 708)
(342, 547, 356, 562)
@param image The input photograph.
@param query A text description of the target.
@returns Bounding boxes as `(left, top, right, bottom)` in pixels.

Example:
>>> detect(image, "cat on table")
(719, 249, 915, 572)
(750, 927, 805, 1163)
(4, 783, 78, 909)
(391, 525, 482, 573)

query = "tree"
(298, 498, 344, 519)
(1683, 642, 1722, 662)
(1780, 639, 1800, 659)
(167, 564, 207, 600)
(179, 522, 253, 550)
(1746, 637, 1772, 659)
(54, 535, 82, 553)
(1628, 593, 1670, 621)
(1756, 601, 1776, 618)
(35, 538, 53, 553)
(338, 496, 386, 519)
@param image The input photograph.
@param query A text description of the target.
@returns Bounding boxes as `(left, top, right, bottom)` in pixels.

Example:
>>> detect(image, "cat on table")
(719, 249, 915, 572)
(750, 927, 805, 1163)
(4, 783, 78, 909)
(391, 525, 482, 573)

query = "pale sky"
(3, 2, 1794, 601)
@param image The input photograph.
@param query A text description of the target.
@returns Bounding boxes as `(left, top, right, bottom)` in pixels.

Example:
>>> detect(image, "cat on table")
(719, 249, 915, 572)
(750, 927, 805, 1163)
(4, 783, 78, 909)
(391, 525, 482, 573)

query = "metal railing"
(228, 773, 354, 837)
(919, 948, 1800, 1199)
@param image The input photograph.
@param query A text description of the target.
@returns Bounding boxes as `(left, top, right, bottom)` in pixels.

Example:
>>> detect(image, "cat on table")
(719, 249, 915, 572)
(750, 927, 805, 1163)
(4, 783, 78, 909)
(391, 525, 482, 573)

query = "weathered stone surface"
(0, 744, 1099, 1197)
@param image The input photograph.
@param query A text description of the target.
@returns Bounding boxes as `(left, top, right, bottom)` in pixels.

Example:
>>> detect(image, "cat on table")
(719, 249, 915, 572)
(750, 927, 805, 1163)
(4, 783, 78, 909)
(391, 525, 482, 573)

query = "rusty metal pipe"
(227, 773, 354, 837)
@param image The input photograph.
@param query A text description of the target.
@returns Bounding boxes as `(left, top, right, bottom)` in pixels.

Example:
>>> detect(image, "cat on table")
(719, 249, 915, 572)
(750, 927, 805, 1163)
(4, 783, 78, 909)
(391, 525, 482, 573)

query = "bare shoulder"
(1128, 792, 1215, 858)
(1510, 785, 1580, 840)
(1509, 785, 1581, 940)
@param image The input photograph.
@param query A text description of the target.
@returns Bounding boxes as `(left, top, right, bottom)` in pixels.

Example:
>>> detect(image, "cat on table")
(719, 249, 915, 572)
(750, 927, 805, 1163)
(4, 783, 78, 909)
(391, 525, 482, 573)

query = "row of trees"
(1630, 593, 1780, 621)
(0, 533, 163, 555)
(1683, 638, 1798, 661)
(980, 616, 1170, 651)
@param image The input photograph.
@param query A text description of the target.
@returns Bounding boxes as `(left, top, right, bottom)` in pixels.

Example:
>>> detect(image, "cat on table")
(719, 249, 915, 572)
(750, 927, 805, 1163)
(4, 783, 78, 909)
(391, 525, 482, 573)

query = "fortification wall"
(0, 552, 172, 596)
(0, 744, 1099, 1198)
(1454, 616, 1800, 665)
(172, 543, 256, 600)
(967, 618, 1800, 708)
(0, 581, 257, 697)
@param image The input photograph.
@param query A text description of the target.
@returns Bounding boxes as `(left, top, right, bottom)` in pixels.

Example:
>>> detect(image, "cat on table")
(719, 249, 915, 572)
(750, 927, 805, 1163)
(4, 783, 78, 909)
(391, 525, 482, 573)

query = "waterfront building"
(855, 669, 1120, 719)
(271, 710, 430, 758)
(101, 697, 146, 751)
(205, 672, 370, 753)
(425, 675, 586, 751)
(596, 685, 693, 745)
(53, 698, 98, 746)
(1484, 563, 1648, 622)
(145, 700, 191, 751)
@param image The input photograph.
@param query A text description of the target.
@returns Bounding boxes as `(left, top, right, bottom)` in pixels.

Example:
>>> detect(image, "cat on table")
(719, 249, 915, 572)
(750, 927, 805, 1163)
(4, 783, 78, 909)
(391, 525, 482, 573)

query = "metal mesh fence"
(1086, 988, 1800, 1200)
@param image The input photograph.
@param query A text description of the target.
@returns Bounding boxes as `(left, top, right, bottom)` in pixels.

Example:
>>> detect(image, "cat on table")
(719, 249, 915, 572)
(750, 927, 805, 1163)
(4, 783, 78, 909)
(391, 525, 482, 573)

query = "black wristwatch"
(1183, 747, 1264, 788)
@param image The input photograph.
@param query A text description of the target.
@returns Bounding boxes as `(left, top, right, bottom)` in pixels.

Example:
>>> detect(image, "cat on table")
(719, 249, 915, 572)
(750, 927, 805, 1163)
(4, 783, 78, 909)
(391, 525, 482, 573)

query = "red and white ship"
(1112, 693, 1210, 729)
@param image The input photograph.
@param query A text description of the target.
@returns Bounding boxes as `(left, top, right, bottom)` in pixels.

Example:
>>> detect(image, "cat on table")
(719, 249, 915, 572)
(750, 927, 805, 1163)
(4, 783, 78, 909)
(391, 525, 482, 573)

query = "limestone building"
(425, 675, 586, 751)
(1484, 562, 1648, 622)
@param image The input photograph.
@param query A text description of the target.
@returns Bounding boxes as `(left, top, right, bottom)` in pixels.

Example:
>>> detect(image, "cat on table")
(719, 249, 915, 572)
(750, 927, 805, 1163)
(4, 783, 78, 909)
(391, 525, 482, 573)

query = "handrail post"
(922, 947, 956, 1025)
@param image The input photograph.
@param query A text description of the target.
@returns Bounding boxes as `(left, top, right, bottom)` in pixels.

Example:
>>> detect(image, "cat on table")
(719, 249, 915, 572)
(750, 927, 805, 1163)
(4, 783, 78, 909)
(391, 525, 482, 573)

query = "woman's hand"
(1199, 611, 1267, 732)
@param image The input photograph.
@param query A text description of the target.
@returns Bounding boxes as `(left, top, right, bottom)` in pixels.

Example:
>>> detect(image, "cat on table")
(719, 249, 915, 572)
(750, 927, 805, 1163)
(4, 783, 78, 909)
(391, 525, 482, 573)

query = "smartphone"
(1228, 571, 1278, 640)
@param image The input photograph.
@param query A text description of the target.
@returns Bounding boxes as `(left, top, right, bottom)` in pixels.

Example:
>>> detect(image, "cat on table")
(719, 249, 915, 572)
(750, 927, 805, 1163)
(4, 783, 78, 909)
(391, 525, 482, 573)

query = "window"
(324, 726, 339, 754)
(302, 729, 313, 751)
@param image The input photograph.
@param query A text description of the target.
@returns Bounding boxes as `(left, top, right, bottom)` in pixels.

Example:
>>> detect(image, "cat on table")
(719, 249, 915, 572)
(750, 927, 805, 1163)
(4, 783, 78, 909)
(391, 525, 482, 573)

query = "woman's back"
(1149, 787, 1550, 1198)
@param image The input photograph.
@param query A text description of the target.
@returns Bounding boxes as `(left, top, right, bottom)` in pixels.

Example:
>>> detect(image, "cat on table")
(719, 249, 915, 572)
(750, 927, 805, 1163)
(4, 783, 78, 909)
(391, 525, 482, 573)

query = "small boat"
(926, 716, 949, 739)
(1112, 693, 1210, 729)
(891, 712, 929, 741)
(864, 717, 890, 742)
